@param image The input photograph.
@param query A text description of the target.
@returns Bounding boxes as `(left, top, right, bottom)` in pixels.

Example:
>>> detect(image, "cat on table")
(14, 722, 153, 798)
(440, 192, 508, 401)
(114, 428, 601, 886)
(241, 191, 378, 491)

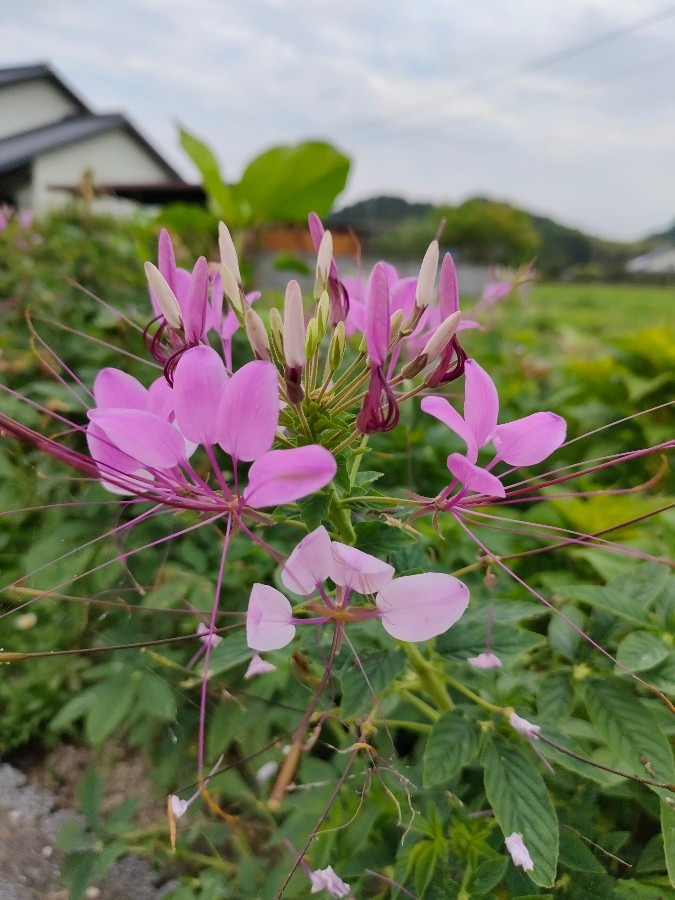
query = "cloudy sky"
(4, 0, 675, 239)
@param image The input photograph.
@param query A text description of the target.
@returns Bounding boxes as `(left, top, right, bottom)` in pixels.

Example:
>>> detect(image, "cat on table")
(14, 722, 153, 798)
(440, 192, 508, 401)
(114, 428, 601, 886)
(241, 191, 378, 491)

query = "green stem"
(327, 484, 356, 544)
(402, 643, 454, 712)
(349, 434, 369, 486)
(373, 717, 433, 733)
(400, 690, 441, 722)
(442, 673, 503, 714)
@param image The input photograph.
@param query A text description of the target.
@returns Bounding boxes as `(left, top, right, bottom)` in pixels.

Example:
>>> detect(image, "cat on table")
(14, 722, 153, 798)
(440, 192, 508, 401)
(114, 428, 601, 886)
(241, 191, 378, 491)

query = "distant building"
(626, 246, 675, 276)
(0, 63, 203, 215)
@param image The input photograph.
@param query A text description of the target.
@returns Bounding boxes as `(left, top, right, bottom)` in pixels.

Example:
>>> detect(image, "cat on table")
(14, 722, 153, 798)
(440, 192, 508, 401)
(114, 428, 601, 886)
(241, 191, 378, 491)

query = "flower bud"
(220, 263, 244, 320)
(415, 240, 439, 309)
(304, 316, 320, 360)
(218, 221, 241, 284)
(420, 311, 461, 363)
(283, 280, 306, 369)
(327, 320, 346, 372)
(316, 290, 330, 339)
(389, 309, 404, 345)
(245, 309, 272, 361)
(314, 230, 333, 298)
(269, 307, 285, 361)
(144, 262, 182, 330)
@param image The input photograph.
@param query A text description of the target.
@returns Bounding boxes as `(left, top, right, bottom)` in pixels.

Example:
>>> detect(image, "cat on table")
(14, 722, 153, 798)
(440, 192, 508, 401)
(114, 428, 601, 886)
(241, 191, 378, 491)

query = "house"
(0, 63, 203, 215)
(626, 246, 675, 276)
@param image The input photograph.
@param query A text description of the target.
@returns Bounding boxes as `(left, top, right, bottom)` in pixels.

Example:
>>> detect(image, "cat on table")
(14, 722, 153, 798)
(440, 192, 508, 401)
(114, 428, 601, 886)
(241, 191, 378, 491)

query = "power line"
(345, 4, 675, 141)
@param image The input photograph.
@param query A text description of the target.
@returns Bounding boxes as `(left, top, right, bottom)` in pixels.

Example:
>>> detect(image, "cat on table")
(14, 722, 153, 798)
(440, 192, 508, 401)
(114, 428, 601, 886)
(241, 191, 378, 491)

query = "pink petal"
(376, 573, 469, 641)
(364, 262, 391, 366)
(509, 712, 541, 739)
(158, 228, 178, 293)
(329, 542, 394, 594)
(439, 252, 459, 318)
(88, 409, 186, 469)
(420, 396, 478, 463)
(282, 526, 333, 595)
(390, 275, 416, 318)
(246, 583, 295, 651)
(147, 377, 175, 420)
(93, 369, 148, 410)
(173, 346, 229, 445)
(447, 453, 506, 498)
(493, 412, 566, 467)
(468, 652, 502, 669)
(244, 652, 277, 679)
(217, 361, 279, 462)
(464, 359, 499, 449)
(505, 833, 534, 871)
(86, 420, 142, 479)
(243, 446, 336, 508)
(183, 256, 210, 344)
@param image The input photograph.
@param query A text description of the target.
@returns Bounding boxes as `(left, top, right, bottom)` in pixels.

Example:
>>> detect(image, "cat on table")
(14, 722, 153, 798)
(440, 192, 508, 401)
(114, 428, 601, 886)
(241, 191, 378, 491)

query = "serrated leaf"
(537, 672, 574, 722)
(423, 714, 480, 787)
(483, 734, 559, 887)
(438, 620, 545, 661)
(137, 672, 177, 722)
(296, 490, 331, 532)
(662, 798, 675, 887)
(556, 584, 650, 626)
(609, 561, 669, 607)
(548, 603, 586, 661)
(78, 768, 103, 831)
(616, 631, 670, 673)
(584, 680, 675, 798)
(339, 648, 405, 719)
(353, 521, 415, 556)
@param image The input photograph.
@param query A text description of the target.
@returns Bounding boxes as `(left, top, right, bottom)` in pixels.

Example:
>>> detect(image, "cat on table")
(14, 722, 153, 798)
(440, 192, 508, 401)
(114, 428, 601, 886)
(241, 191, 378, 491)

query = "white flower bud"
(283, 280, 306, 369)
(314, 230, 333, 298)
(218, 222, 241, 283)
(220, 264, 243, 315)
(420, 310, 461, 363)
(144, 262, 182, 330)
(415, 240, 439, 309)
(245, 309, 272, 361)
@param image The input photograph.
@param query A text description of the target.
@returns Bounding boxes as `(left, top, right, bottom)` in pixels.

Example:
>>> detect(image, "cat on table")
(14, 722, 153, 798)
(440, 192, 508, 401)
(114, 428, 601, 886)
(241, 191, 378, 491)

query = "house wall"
(0, 79, 81, 140)
(32, 128, 173, 214)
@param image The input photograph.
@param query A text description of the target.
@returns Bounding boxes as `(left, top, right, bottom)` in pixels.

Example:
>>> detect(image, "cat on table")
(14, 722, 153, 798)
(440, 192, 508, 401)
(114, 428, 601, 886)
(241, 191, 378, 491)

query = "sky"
(3, 0, 675, 240)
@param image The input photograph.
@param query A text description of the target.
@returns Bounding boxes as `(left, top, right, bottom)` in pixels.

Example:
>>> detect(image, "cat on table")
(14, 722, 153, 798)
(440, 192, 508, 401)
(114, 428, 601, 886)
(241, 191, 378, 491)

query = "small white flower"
(505, 832, 534, 871)
(309, 865, 351, 897)
(509, 712, 541, 740)
(468, 651, 502, 669)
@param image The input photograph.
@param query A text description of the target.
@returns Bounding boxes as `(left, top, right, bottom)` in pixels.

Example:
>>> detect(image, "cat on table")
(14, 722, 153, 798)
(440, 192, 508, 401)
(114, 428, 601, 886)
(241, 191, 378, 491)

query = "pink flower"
(308, 213, 350, 325)
(468, 651, 502, 669)
(421, 358, 566, 503)
(309, 865, 351, 897)
(505, 832, 534, 871)
(244, 653, 278, 679)
(509, 712, 540, 740)
(246, 527, 469, 650)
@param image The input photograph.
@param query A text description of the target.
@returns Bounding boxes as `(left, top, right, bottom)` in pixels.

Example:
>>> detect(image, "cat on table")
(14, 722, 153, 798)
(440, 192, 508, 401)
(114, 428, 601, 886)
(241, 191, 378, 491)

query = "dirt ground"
(0, 742, 178, 900)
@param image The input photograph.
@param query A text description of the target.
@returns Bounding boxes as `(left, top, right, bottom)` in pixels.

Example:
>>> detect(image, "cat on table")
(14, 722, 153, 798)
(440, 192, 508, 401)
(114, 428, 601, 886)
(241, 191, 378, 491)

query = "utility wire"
(345, 4, 675, 140)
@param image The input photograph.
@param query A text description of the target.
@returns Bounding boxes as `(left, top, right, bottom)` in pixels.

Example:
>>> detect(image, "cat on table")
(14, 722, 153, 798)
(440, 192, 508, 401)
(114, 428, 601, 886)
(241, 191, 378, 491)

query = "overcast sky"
(4, 0, 675, 239)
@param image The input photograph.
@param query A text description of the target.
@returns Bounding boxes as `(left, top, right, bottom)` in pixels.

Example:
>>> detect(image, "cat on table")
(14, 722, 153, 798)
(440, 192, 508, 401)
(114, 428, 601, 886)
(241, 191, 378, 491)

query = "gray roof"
(0, 113, 184, 181)
(0, 63, 90, 113)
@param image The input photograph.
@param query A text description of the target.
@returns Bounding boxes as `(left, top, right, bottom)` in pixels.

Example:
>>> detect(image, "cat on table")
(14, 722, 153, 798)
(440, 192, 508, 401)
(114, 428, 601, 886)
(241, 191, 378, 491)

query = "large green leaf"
(615, 632, 670, 673)
(423, 713, 480, 786)
(338, 648, 405, 719)
(584, 680, 675, 798)
(236, 141, 350, 224)
(662, 798, 675, 887)
(483, 734, 559, 887)
(179, 128, 239, 220)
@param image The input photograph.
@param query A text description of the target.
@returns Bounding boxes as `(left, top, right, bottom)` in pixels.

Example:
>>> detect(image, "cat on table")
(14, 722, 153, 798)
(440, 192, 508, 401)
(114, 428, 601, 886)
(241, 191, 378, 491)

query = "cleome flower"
(86, 347, 336, 514)
(246, 525, 469, 652)
(420, 357, 566, 506)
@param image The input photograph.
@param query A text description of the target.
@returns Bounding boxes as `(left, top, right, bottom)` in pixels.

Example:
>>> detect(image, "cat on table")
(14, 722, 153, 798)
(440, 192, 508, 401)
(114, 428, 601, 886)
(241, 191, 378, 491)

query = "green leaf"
(467, 856, 509, 895)
(353, 521, 416, 556)
(339, 648, 405, 719)
(51, 691, 98, 732)
(616, 631, 670, 673)
(236, 141, 350, 224)
(548, 603, 586, 661)
(56, 819, 97, 853)
(609, 561, 670, 607)
(423, 714, 480, 787)
(77, 768, 103, 831)
(437, 620, 545, 661)
(179, 128, 239, 220)
(537, 672, 574, 722)
(137, 672, 178, 722)
(662, 798, 675, 887)
(296, 490, 331, 532)
(556, 584, 650, 626)
(85, 674, 138, 744)
(584, 680, 675, 798)
(558, 827, 605, 874)
(482, 734, 559, 887)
